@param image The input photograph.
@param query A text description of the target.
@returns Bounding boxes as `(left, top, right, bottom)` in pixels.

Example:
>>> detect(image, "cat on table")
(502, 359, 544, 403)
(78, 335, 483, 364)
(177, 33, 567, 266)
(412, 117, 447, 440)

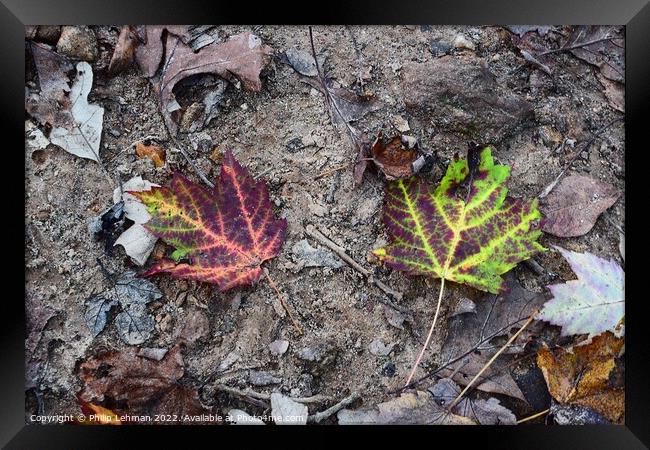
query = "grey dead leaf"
(49, 62, 105, 162)
(26, 42, 73, 127)
(438, 273, 545, 401)
(116, 303, 155, 345)
(270, 392, 308, 425)
(283, 48, 321, 77)
(85, 295, 118, 337)
(291, 239, 344, 270)
(429, 378, 516, 425)
(84, 270, 162, 344)
(541, 174, 620, 238)
(156, 31, 273, 134)
(337, 390, 475, 425)
(112, 176, 160, 266)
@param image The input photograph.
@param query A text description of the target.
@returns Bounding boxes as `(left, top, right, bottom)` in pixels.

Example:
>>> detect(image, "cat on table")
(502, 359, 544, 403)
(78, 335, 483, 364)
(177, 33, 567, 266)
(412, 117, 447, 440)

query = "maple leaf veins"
(132, 151, 287, 291)
(374, 147, 544, 293)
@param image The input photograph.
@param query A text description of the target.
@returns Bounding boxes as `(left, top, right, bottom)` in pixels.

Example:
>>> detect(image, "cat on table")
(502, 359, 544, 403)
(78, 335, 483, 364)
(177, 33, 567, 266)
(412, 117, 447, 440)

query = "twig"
(263, 269, 304, 335)
(537, 36, 615, 56)
(446, 310, 538, 411)
(304, 224, 404, 303)
(404, 278, 445, 386)
(214, 384, 332, 405)
(539, 117, 622, 199)
(315, 163, 351, 179)
(308, 392, 360, 423)
(517, 408, 550, 424)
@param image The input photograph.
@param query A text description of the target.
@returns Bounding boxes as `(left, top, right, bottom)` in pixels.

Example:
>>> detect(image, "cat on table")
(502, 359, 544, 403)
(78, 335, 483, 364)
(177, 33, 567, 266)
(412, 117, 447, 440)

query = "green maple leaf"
(374, 146, 544, 293)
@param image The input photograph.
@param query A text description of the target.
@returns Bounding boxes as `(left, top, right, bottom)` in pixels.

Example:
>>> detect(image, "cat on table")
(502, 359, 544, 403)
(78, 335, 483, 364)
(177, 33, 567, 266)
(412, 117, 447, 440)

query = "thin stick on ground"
(308, 392, 360, 423)
(304, 224, 406, 308)
(404, 278, 445, 387)
(446, 310, 538, 411)
(517, 408, 550, 424)
(214, 384, 332, 405)
(263, 269, 304, 335)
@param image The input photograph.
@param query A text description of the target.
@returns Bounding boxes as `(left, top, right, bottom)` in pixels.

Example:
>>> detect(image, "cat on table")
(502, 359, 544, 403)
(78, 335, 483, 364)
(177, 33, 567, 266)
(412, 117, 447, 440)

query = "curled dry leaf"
(156, 32, 273, 133)
(78, 345, 212, 421)
(113, 176, 160, 266)
(134, 140, 166, 168)
(370, 132, 419, 180)
(536, 331, 624, 423)
(537, 246, 624, 339)
(540, 174, 620, 238)
(77, 399, 122, 425)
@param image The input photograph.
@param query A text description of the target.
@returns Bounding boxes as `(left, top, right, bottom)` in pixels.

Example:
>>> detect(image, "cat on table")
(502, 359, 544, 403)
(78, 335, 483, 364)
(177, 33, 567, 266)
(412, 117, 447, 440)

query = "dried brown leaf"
(134, 140, 166, 168)
(370, 133, 418, 180)
(540, 174, 620, 237)
(536, 331, 624, 423)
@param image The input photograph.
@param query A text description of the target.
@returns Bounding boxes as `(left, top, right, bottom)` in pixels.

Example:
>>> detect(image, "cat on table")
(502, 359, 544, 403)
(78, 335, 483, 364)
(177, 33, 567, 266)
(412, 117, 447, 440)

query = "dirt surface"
(25, 25, 624, 423)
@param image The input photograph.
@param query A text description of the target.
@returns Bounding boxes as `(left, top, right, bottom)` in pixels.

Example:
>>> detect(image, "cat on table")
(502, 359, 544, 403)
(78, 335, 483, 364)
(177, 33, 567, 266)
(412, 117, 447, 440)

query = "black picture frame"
(3, 0, 646, 447)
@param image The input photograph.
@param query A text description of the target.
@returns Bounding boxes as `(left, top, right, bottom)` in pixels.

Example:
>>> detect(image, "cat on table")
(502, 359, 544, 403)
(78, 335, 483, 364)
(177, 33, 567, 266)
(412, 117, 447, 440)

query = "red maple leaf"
(132, 151, 287, 291)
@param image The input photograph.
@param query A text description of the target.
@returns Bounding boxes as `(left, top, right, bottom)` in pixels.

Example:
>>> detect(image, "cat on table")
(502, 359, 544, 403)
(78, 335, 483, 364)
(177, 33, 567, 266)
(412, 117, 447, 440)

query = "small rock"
(270, 393, 308, 425)
(137, 347, 168, 361)
(296, 342, 338, 370)
(216, 350, 240, 373)
(401, 135, 418, 149)
(36, 26, 62, 44)
(249, 370, 282, 386)
(307, 195, 328, 217)
(452, 35, 475, 51)
(108, 128, 121, 138)
(383, 305, 405, 329)
(392, 115, 410, 133)
(381, 362, 396, 377)
(284, 48, 319, 77)
(286, 137, 304, 153)
(368, 339, 395, 356)
(430, 39, 452, 56)
(269, 339, 290, 355)
(56, 26, 99, 62)
(291, 239, 344, 269)
(227, 409, 265, 425)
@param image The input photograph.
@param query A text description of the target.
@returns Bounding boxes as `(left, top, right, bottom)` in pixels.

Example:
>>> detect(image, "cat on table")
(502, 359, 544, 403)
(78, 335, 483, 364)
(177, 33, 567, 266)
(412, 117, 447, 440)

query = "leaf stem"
(404, 277, 445, 387)
(263, 269, 304, 335)
(446, 309, 538, 411)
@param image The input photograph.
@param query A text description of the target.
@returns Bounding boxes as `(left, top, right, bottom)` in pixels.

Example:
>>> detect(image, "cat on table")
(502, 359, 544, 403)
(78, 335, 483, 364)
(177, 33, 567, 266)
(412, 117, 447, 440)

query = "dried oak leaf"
(107, 25, 139, 76)
(156, 32, 272, 133)
(537, 331, 624, 423)
(537, 246, 624, 339)
(564, 26, 624, 84)
(132, 150, 287, 291)
(370, 132, 419, 180)
(134, 140, 166, 168)
(78, 345, 211, 421)
(540, 174, 620, 238)
(374, 146, 544, 294)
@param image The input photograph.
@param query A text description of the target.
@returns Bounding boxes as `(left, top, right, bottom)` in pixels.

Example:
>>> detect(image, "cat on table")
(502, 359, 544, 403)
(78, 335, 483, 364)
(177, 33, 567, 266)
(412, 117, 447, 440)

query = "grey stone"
(56, 26, 99, 62)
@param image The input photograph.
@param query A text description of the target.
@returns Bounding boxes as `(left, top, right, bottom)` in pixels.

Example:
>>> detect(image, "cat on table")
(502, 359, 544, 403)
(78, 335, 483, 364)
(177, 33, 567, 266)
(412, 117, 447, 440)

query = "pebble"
(269, 339, 290, 355)
(368, 339, 395, 356)
(430, 39, 452, 56)
(56, 26, 99, 62)
(392, 115, 410, 133)
(401, 135, 418, 149)
(452, 34, 475, 51)
(296, 342, 338, 366)
(249, 370, 282, 386)
(381, 362, 396, 377)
